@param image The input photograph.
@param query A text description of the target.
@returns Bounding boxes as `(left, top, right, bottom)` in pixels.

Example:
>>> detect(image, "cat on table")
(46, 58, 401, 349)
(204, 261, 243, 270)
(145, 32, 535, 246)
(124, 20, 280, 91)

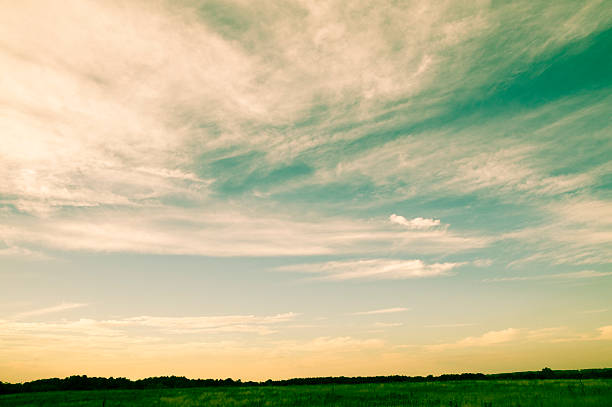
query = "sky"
(1, 0, 611, 383)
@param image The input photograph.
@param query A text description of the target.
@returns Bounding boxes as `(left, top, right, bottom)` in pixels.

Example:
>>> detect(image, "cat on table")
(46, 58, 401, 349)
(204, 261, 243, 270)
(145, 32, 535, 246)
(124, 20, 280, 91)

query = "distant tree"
(541, 367, 555, 379)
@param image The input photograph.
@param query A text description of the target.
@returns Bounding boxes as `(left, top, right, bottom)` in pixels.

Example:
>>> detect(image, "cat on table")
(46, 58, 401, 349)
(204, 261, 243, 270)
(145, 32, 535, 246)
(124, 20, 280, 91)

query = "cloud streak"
(504, 198, 612, 266)
(0, 311, 299, 339)
(13, 303, 88, 319)
(426, 328, 521, 351)
(426, 325, 612, 352)
(0, 209, 490, 257)
(484, 270, 612, 282)
(352, 307, 410, 316)
(277, 259, 462, 281)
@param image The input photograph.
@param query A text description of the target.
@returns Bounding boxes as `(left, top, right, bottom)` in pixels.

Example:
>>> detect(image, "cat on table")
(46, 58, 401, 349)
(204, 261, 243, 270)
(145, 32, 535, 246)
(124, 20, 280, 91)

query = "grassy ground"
(1, 379, 611, 406)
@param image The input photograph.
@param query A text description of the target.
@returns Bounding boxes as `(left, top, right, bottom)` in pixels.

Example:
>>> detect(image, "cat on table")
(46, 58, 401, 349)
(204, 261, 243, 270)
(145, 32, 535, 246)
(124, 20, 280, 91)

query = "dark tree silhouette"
(1, 368, 611, 395)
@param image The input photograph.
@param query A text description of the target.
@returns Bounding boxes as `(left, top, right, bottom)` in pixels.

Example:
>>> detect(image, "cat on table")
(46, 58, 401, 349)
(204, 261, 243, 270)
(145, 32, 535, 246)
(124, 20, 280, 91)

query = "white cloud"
(458, 328, 520, 346)
(552, 199, 612, 227)
(3, 0, 592, 265)
(276, 259, 462, 281)
(579, 309, 608, 314)
(0, 245, 50, 260)
(426, 325, 612, 351)
(0, 0, 492, 219)
(445, 146, 594, 196)
(598, 326, 612, 340)
(389, 214, 442, 230)
(426, 328, 520, 351)
(0, 208, 490, 258)
(13, 303, 88, 319)
(353, 307, 410, 316)
(504, 198, 612, 266)
(107, 313, 298, 335)
(0, 312, 299, 341)
(0, 0, 606, 266)
(0, 318, 125, 340)
(309, 94, 611, 216)
(484, 270, 612, 282)
(0, 0, 497, 260)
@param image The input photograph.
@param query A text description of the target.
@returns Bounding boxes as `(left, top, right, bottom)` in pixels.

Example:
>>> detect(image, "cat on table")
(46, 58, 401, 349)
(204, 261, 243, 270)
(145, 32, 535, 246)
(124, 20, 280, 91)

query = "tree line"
(1, 368, 611, 395)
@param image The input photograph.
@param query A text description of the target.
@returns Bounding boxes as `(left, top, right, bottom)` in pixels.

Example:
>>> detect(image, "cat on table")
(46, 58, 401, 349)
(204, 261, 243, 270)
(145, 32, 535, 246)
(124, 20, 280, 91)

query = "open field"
(1, 379, 611, 407)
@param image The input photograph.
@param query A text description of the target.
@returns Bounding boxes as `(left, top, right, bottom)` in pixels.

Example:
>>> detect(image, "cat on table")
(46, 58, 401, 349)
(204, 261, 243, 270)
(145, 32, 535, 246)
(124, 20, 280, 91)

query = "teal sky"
(1, 0, 611, 382)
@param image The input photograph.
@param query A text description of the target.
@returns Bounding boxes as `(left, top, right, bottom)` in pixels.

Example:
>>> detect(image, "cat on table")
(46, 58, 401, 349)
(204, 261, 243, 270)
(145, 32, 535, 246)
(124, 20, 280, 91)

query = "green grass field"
(1, 379, 611, 407)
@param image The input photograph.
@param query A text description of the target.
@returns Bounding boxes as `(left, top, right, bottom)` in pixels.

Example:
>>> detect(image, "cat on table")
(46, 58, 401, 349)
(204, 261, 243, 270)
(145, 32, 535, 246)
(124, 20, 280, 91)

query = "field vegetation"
(1, 379, 611, 407)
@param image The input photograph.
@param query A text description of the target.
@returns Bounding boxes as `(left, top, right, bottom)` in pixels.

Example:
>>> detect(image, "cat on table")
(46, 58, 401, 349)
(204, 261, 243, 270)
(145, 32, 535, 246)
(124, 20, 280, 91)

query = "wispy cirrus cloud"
(352, 307, 410, 316)
(13, 303, 88, 319)
(426, 328, 521, 351)
(0, 209, 490, 257)
(0, 311, 299, 339)
(425, 325, 612, 352)
(442, 146, 596, 197)
(276, 259, 462, 281)
(504, 198, 612, 266)
(484, 270, 612, 282)
(107, 313, 299, 335)
(0, 0, 608, 267)
(0, 0, 486, 218)
(579, 309, 608, 314)
(0, 245, 51, 261)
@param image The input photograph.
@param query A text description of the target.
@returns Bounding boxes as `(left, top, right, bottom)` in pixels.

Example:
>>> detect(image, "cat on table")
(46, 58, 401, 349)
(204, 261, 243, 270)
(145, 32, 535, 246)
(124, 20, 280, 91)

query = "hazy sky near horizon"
(1, 0, 611, 382)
